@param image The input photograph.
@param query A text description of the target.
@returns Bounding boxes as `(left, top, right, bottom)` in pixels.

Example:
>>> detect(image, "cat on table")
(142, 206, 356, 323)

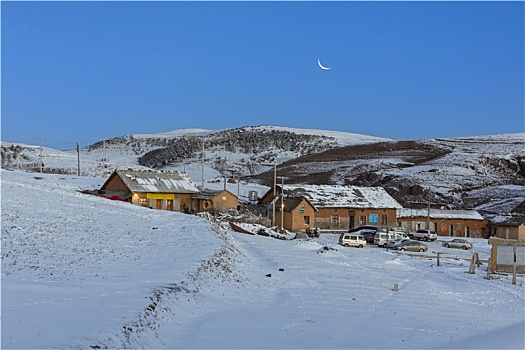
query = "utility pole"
(273, 162, 277, 227)
(281, 176, 284, 232)
(277, 176, 288, 232)
(261, 162, 278, 227)
(37, 139, 44, 173)
(427, 190, 431, 230)
(76, 142, 80, 176)
(201, 141, 205, 189)
(237, 172, 240, 197)
(102, 139, 107, 169)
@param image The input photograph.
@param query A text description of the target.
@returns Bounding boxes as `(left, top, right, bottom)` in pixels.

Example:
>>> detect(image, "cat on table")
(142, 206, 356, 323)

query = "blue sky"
(2, 1, 524, 148)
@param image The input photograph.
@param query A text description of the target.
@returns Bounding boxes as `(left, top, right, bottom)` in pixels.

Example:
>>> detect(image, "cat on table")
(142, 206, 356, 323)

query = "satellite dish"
(317, 59, 330, 70)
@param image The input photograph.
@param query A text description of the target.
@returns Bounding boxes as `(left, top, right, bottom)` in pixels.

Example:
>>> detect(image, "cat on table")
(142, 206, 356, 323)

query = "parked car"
(359, 230, 378, 244)
(408, 229, 437, 241)
(348, 226, 384, 244)
(348, 225, 382, 234)
(394, 240, 428, 252)
(388, 238, 411, 248)
(396, 232, 410, 240)
(442, 238, 472, 250)
(374, 232, 405, 247)
(339, 233, 367, 248)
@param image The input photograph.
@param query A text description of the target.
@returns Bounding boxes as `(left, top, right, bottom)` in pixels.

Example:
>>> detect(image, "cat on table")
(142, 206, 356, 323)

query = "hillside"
(2, 127, 524, 215)
(248, 134, 525, 215)
(1, 126, 388, 177)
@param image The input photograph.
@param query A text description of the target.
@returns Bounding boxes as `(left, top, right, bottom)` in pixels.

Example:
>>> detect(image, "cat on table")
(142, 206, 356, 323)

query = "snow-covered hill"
(1, 125, 389, 178)
(2, 169, 523, 349)
(2, 127, 524, 214)
(249, 134, 525, 215)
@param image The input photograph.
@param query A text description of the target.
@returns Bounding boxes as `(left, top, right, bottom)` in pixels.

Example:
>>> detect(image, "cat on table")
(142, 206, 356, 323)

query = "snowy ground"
(1, 170, 524, 349)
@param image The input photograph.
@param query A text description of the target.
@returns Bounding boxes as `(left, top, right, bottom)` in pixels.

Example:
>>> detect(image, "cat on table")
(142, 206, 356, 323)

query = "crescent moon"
(317, 59, 330, 70)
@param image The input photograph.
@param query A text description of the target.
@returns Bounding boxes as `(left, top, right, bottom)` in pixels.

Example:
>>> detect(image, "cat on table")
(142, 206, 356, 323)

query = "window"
(333, 208, 338, 213)
(332, 215, 340, 226)
(360, 215, 366, 225)
(381, 215, 388, 226)
(140, 198, 149, 207)
(304, 216, 310, 225)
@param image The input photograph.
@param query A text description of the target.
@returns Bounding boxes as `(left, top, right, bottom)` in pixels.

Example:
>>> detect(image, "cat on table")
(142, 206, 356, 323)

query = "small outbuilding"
(192, 189, 239, 214)
(274, 195, 318, 232)
(488, 215, 525, 240)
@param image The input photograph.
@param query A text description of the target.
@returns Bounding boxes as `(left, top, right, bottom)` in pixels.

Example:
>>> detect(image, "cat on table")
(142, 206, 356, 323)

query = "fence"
(488, 237, 525, 274)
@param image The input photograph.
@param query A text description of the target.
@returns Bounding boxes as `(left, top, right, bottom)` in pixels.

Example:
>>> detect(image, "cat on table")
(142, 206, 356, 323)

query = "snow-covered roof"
(111, 169, 199, 194)
(275, 196, 318, 212)
(192, 189, 237, 200)
(286, 184, 402, 209)
(397, 208, 485, 220)
(489, 215, 525, 226)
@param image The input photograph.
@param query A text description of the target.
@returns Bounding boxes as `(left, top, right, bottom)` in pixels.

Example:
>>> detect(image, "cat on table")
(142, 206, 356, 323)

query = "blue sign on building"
(369, 214, 378, 223)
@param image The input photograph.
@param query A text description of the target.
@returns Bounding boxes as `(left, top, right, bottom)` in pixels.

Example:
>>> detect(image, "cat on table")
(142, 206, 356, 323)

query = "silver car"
(394, 240, 428, 252)
(442, 238, 472, 250)
(389, 238, 411, 248)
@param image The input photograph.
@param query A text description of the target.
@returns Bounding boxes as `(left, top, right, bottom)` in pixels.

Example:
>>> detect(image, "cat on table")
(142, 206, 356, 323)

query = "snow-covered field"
(1, 170, 524, 349)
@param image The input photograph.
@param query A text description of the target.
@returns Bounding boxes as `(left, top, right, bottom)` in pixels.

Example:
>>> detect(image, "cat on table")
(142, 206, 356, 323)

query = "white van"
(339, 233, 367, 248)
(374, 232, 404, 247)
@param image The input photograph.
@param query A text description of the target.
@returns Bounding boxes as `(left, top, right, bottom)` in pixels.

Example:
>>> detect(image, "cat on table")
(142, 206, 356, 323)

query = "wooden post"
(512, 243, 517, 285)
(469, 252, 479, 274)
(485, 258, 491, 280)
(76, 142, 80, 176)
(436, 252, 442, 267)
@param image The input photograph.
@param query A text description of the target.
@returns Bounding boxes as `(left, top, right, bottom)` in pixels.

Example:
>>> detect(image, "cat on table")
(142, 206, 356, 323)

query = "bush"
(257, 228, 270, 236)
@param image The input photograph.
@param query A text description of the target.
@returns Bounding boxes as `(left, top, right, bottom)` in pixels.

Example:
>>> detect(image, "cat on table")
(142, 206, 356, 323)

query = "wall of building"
(211, 191, 238, 213)
(274, 200, 316, 232)
(131, 192, 193, 212)
(493, 225, 525, 240)
(314, 207, 397, 230)
(289, 199, 316, 232)
(398, 217, 488, 237)
(102, 175, 128, 192)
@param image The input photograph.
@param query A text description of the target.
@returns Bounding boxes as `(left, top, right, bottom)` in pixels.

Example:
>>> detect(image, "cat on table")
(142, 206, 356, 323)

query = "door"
(349, 210, 356, 229)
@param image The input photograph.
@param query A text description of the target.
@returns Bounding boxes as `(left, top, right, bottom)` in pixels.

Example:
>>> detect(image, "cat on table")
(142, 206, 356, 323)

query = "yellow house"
(100, 169, 199, 212)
